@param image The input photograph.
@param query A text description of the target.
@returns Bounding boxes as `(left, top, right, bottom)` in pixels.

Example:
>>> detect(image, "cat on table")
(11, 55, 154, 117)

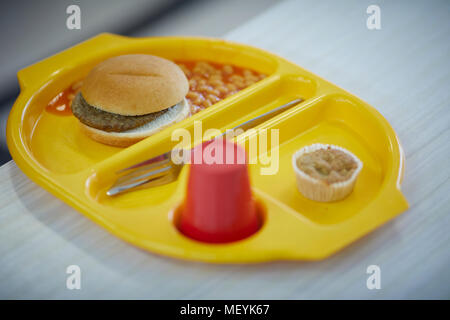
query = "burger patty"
(71, 93, 170, 132)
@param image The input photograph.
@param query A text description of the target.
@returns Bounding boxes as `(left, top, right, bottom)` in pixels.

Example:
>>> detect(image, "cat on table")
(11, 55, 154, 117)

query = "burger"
(71, 54, 190, 147)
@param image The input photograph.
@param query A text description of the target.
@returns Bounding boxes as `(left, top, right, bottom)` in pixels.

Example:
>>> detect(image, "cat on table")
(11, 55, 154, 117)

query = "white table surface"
(1, 0, 449, 299)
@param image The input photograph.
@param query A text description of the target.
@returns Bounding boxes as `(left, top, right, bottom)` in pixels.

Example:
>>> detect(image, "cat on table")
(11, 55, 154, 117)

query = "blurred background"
(0, 0, 275, 165)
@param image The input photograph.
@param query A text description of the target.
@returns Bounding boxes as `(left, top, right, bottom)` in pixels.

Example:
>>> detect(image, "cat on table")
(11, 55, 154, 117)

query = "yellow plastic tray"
(6, 33, 408, 263)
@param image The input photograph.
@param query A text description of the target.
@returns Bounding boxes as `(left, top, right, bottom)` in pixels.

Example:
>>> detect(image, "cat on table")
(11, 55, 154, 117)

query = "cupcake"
(292, 144, 363, 202)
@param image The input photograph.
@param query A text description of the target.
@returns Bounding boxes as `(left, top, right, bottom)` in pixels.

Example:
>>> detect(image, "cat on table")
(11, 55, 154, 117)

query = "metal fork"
(106, 98, 303, 196)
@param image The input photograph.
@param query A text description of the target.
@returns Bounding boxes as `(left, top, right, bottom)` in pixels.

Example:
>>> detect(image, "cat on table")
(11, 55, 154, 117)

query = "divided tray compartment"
(7, 33, 408, 263)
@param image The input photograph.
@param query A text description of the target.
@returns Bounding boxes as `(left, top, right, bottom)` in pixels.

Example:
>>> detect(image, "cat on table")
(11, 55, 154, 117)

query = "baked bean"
(197, 84, 211, 92)
(206, 94, 220, 102)
(208, 79, 224, 87)
(192, 75, 204, 82)
(209, 74, 222, 82)
(226, 83, 237, 91)
(204, 87, 220, 96)
(191, 105, 203, 114)
(244, 74, 258, 82)
(222, 65, 233, 75)
(233, 80, 246, 89)
(229, 74, 244, 83)
(216, 85, 229, 95)
(189, 79, 197, 87)
(193, 96, 205, 106)
(203, 99, 213, 108)
(243, 70, 254, 77)
(245, 78, 258, 87)
(187, 91, 200, 100)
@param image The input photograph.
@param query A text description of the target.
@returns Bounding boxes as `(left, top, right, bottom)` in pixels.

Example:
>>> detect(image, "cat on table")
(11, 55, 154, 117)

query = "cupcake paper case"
(292, 144, 363, 202)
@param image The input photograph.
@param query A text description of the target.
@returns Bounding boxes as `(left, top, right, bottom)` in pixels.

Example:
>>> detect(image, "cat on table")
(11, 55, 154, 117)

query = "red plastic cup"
(178, 139, 261, 243)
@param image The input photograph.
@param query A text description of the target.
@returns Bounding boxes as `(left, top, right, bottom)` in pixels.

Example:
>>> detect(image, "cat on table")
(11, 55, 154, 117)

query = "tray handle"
(16, 33, 133, 91)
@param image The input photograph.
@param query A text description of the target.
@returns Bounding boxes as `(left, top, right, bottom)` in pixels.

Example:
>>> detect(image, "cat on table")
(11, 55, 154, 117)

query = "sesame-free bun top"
(81, 54, 189, 116)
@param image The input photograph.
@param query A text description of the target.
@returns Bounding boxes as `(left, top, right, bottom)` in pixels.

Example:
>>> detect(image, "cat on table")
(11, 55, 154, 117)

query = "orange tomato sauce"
(45, 81, 82, 116)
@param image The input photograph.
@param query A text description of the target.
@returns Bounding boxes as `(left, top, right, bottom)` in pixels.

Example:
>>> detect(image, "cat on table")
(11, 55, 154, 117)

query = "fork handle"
(222, 98, 303, 135)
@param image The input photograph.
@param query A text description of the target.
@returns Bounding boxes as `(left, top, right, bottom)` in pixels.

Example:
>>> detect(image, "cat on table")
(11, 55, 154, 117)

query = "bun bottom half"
(80, 98, 190, 148)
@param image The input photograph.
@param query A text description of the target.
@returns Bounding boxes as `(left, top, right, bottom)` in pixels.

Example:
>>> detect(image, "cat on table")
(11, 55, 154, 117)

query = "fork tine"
(107, 165, 181, 196)
(115, 164, 172, 187)
(115, 157, 171, 185)
(117, 151, 171, 174)
(107, 175, 167, 196)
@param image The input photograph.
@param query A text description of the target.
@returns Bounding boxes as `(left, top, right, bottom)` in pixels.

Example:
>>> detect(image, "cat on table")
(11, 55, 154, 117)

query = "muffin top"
(296, 147, 358, 184)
